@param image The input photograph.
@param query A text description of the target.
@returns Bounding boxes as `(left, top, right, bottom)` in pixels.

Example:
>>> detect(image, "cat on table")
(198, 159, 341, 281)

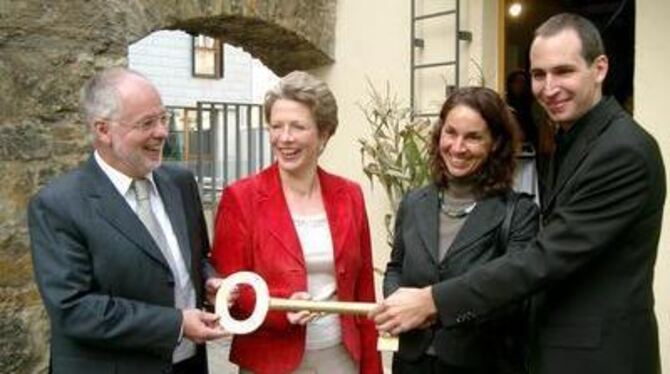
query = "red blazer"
(211, 163, 382, 374)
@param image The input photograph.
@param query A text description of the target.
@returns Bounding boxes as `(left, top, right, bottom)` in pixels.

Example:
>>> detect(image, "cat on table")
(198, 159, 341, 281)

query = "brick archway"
(0, 1, 335, 371)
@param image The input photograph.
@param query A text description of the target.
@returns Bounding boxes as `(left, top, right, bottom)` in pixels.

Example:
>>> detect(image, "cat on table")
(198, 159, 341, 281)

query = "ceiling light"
(509, 3, 522, 18)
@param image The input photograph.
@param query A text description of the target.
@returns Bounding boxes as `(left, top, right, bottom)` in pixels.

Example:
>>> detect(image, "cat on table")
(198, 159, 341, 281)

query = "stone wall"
(0, 1, 335, 372)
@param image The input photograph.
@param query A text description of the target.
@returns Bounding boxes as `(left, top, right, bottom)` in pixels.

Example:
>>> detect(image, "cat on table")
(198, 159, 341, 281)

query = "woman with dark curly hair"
(371, 86, 539, 373)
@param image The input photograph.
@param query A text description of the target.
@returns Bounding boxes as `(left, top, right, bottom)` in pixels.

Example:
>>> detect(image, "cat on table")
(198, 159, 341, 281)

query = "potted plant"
(358, 82, 432, 246)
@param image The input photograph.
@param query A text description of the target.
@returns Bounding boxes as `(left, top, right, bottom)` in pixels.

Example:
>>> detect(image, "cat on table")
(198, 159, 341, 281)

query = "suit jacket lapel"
(259, 165, 305, 267)
(542, 153, 558, 209)
(413, 186, 440, 264)
(446, 196, 505, 258)
(83, 157, 170, 270)
(544, 98, 617, 212)
(154, 168, 192, 270)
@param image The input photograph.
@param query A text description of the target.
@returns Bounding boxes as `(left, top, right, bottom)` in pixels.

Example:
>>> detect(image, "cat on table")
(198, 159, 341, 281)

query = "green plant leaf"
(358, 80, 432, 246)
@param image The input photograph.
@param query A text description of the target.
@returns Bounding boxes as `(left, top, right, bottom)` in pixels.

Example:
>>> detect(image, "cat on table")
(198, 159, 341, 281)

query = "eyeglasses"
(116, 111, 173, 132)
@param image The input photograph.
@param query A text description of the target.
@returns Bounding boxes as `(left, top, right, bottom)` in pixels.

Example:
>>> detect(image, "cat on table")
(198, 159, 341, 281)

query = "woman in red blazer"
(210, 71, 382, 374)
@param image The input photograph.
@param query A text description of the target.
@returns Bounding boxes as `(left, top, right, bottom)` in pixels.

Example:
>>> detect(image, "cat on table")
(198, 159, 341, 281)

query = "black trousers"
(172, 354, 207, 374)
(392, 354, 492, 374)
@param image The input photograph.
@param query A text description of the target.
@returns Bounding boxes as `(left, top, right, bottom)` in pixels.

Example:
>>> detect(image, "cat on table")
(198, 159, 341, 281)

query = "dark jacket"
(384, 184, 539, 371)
(432, 97, 665, 374)
(28, 156, 212, 374)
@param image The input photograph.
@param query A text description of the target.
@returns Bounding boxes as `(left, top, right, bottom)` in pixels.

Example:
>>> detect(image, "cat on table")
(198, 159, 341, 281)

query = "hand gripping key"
(215, 271, 398, 351)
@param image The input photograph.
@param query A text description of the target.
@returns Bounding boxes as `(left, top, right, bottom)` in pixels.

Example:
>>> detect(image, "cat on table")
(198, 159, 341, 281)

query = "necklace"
(439, 191, 477, 218)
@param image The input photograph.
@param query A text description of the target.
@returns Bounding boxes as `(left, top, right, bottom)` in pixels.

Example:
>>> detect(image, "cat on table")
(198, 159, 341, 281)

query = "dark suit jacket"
(432, 97, 665, 374)
(210, 163, 382, 374)
(384, 185, 539, 370)
(28, 156, 212, 374)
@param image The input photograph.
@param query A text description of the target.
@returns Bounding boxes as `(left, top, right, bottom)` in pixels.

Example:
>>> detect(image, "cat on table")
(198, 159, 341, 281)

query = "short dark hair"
(264, 71, 338, 139)
(429, 86, 521, 197)
(535, 13, 605, 64)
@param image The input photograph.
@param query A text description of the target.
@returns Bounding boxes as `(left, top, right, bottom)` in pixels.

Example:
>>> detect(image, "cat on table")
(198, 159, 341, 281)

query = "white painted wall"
(251, 58, 280, 103)
(128, 30, 277, 107)
(636, 1, 670, 371)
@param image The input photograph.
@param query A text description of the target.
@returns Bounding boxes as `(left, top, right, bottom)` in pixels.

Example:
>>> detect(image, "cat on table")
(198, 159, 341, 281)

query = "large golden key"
(215, 271, 398, 351)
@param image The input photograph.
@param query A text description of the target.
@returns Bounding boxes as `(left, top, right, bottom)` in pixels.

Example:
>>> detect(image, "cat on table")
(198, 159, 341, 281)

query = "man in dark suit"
(28, 67, 229, 374)
(371, 13, 665, 374)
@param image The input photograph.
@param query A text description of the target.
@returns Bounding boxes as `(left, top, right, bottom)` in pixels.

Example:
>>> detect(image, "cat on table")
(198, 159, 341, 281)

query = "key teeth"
(376, 335, 399, 352)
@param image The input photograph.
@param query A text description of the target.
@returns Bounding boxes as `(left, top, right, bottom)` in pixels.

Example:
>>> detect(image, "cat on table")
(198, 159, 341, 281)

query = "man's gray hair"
(79, 67, 146, 125)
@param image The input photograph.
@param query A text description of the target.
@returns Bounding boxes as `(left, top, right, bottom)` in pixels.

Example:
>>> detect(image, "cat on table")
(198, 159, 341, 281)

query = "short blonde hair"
(263, 71, 338, 138)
